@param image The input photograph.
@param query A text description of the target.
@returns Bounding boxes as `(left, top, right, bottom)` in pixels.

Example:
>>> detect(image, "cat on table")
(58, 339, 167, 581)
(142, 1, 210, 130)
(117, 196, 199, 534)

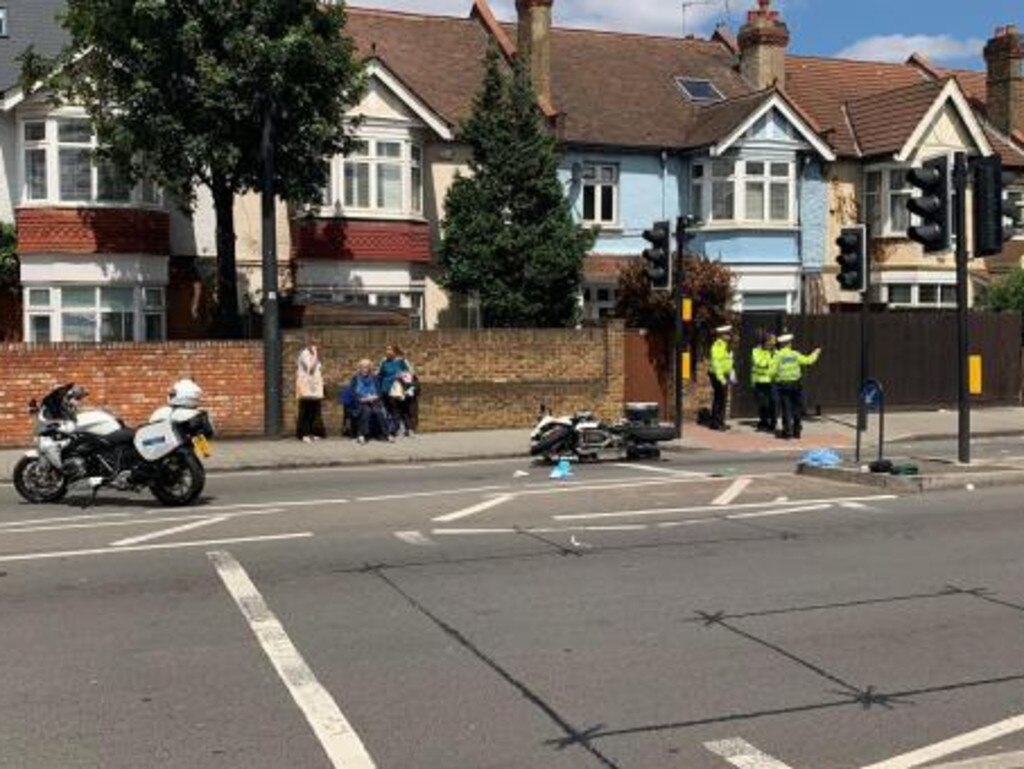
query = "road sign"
(860, 379, 883, 411)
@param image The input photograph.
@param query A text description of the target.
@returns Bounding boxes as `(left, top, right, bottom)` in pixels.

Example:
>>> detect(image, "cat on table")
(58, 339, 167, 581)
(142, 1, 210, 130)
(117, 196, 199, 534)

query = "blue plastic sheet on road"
(550, 458, 573, 480)
(800, 448, 842, 468)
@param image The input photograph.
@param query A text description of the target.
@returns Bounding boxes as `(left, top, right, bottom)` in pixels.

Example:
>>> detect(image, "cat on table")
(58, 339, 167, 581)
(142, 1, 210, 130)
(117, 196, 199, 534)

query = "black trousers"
(296, 398, 326, 439)
(356, 401, 389, 439)
(384, 395, 411, 434)
(754, 383, 777, 430)
(710, 374, 728, 429)
(777, 383, 804, 438)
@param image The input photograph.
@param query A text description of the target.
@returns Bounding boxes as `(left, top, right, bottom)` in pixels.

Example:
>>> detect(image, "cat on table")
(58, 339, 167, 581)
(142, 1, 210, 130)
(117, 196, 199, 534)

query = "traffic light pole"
(674, 219, 686, 439)
(954, 152, 970, 464)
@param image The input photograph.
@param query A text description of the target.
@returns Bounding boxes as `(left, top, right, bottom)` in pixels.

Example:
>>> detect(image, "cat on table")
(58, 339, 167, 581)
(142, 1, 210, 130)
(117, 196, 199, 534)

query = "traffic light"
(835, 225, 866, 292)
(642, 220, 671, 290)
(906, 156, 950, 253)
(972, 155, 1016, 257)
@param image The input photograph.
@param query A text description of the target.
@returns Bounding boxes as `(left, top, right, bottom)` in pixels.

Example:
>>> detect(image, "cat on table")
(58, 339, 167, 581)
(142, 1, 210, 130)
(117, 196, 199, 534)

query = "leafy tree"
(0, 224, 17, 292)
(440, 47, 594, 328)
(25, 0, 365, 336)
(978, 268, 1024, 313)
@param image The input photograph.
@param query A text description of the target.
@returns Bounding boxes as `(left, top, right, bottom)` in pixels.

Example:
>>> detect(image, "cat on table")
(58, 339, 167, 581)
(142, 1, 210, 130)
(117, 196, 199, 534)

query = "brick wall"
(282, 323, 628, 434)
(291, 218, 432, 263)
(0, 342, 263, 448)
(16, 207, 171, 255)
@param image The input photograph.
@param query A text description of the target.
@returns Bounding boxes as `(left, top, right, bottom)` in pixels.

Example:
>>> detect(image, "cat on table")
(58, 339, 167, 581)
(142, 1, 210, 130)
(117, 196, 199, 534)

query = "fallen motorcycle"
(530, 402, 676, 463)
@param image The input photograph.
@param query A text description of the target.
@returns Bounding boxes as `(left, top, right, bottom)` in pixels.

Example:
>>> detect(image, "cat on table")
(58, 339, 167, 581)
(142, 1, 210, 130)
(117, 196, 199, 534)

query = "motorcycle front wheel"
(150, 451, 206, 507)
(530, 424, 573, 458)
(13, 456, 68, 504)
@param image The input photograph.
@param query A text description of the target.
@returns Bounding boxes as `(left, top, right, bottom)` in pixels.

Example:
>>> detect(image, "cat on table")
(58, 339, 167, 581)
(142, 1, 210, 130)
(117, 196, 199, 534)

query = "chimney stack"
(985, 24, 1024, 137)
(516, 0, 553, 108)
(738, 0, 790, 90)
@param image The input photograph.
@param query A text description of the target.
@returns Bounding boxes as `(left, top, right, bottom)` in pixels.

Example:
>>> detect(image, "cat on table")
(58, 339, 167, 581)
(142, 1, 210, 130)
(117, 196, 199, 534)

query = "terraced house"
(4, 0, 1024, 341)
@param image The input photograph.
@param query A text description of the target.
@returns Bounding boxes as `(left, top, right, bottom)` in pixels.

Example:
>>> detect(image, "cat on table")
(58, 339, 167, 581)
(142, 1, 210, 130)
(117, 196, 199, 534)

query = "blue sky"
(349, 0, 1024, 70)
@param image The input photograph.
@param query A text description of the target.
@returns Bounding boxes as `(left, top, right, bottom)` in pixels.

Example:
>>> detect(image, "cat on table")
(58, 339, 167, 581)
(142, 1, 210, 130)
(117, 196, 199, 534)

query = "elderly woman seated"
(348, 358, 394, 445)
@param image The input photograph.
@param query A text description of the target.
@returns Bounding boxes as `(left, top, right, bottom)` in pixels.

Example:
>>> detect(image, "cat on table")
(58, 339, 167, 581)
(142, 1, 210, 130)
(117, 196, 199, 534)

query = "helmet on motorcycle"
(168, 379, 203, 408)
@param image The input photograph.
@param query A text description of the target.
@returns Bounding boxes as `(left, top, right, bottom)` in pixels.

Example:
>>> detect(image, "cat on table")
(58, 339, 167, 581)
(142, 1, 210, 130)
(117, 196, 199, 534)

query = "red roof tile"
(845, 79, 945, 158)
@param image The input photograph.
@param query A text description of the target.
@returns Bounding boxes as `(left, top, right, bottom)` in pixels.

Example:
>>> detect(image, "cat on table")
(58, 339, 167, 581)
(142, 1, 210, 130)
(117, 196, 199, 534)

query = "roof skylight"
(676, 77, 724, 103)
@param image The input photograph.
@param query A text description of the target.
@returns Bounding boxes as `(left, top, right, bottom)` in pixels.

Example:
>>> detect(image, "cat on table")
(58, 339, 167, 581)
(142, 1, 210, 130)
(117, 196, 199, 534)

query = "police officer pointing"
(773, 333, 821, 440)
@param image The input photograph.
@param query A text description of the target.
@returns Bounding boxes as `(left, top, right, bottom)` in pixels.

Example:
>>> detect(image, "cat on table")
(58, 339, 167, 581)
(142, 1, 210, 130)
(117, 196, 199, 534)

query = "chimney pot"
(985, 23, 1024, 137)
(516, 0, 554, 109)
(738, 0, 789, 90)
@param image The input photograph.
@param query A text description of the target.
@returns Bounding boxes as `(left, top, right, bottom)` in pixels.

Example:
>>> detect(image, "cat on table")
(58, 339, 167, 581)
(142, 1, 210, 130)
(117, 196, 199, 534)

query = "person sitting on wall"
(350, 358, 394, 445)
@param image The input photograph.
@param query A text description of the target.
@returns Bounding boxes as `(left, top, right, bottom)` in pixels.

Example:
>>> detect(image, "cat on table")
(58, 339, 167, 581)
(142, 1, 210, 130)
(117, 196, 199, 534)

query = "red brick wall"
(291, 218, 432, 262)
(16, 207, 171, 255)
(0, 342, 262, 447)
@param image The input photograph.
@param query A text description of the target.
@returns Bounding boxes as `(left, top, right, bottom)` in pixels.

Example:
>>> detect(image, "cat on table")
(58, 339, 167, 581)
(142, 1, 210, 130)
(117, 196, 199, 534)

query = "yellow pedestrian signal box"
(969, 355, 983, 395)
(682, 298, 693, 322)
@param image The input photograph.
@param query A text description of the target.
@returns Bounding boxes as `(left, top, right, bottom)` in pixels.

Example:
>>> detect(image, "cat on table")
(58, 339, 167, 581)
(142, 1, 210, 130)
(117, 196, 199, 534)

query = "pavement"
(2, 405, 1023, 481)
(3, 454, 1024, 767)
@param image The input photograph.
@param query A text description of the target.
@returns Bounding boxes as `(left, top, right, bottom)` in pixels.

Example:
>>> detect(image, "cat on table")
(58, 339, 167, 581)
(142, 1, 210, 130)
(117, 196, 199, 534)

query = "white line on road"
(0, 511, 133, 529)
(613, 463, 706, 477)
(0, 508, 288, 537)
(356, 485, 510, 503)
(0, 532, 312, 564)
(927, 751, 1024, 769)
(705, 737, 795, 768)
(432, 494, 514, 523)
(727, 504, 833, 520)
(110, 516, 228, 547)
(394, 530, 436, 546)
(713, 477, 753, 506)
(861, 714, 1024, 769)
(554, 494, 898, 522)
(208, 550, 376, 769)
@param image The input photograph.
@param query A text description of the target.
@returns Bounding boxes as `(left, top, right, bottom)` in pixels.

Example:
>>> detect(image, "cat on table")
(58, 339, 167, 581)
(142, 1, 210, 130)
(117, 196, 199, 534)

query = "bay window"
(329, 137, 423, 218)
(22, 286, 167, 343)
(865, 166, 915, 238)
(19, 116, 159, 206)
(691, 158, 795, 225)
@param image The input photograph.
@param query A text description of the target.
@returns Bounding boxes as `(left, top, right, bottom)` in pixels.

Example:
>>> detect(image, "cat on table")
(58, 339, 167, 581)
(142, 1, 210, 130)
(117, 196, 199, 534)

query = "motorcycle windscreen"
(133, 421, 184, 462)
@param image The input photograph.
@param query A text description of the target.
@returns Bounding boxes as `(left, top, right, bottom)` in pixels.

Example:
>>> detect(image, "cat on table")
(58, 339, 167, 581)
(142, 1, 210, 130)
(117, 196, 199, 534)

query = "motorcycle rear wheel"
(150, 452, 206, 507)
(13, 456, 68, 504)
(530, 424, 573, 458)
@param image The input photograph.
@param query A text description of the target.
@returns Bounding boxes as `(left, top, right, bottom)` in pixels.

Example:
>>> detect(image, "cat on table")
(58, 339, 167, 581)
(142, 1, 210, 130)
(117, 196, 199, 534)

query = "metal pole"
(954, 152, 970, 464)
(674, 218, 685, 439)
(261, 102, 282, 436)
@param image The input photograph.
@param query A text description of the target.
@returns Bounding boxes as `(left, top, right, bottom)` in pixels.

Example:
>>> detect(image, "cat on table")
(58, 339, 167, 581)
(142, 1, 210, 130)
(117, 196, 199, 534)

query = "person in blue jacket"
(351, 358, 392, 444)
(378, 344, 415, 437)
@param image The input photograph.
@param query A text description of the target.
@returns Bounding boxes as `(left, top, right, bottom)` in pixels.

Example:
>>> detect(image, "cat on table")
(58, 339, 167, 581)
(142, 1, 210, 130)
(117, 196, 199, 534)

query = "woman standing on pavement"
(378, 344, 416, 437)
(295, 340, 326, 442)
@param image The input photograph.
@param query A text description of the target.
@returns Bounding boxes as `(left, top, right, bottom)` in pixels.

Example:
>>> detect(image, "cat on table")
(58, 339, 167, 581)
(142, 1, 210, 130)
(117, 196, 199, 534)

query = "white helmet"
(168, 379, 203, 408)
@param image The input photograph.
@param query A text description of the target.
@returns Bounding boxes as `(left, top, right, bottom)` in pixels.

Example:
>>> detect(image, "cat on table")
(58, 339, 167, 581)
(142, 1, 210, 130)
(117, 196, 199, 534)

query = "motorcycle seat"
(104, 429, 137, 446)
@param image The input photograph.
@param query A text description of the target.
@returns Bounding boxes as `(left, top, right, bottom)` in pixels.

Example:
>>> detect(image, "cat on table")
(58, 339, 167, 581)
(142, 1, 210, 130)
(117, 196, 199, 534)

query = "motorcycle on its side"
(530, 402, 676, 463)
(13, 380, 215, 507)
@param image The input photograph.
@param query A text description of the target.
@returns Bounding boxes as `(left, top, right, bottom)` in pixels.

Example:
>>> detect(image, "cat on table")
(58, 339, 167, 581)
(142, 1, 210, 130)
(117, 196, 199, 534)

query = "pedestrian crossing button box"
(624, 403, 659, 425)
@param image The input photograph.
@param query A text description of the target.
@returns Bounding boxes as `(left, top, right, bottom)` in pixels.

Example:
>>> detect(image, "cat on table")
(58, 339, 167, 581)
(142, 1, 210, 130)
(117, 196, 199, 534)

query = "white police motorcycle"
(13, 379, 215, 507)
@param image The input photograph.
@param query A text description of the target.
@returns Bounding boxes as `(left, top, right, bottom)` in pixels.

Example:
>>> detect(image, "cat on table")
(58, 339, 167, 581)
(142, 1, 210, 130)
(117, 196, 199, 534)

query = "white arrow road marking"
(713, 477, 753, 506)
(861, 714, 1024, 769)
(927, 750, 1024, 769)
(110, 516, 228, 547)
(432, 493, 514, 523)
(209, 551, 376, 769)
(394, 530, 436, 546)
(705, 737, 795, 768)
(554, 494, 898, 522)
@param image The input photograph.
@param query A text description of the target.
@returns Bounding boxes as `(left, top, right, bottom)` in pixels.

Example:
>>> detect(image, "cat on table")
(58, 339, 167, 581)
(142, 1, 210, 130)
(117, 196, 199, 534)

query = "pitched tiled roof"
(845, 79, 946, 158)
(785, 56, 929, 157)
(681, 89, 774, 149)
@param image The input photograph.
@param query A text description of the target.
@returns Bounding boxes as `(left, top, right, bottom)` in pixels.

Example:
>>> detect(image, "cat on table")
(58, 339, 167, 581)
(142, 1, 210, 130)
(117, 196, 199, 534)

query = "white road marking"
(841, 502, 868, 510)
(208, 551, 376, 769)
(713, 477, 753, 506)
(394, 530, 436, 546)
(705, 737, 795, 768)
(110, 516, 228, 547)
(432, 494, 515, 523)
(0, 511, 133, 529)
(860, 714, 1024, 769)
(727, 504, 833, 520)
(613, 463, 706, 477)
(220, 457, 526, 478)
(0, 533, 312, 564)
(774, 496, 790, 503)
(356, 485, 510, 503)
(554, 494, 898, 522)
(927, 751, 1024, 769)
(431, 528, 519, 536)
(0, 508, 288, 537)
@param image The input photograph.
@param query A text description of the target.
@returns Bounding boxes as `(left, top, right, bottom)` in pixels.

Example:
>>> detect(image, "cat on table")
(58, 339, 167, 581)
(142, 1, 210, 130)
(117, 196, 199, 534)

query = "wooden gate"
(730, 311, 1022, 418)
(623, 330, 671, 415)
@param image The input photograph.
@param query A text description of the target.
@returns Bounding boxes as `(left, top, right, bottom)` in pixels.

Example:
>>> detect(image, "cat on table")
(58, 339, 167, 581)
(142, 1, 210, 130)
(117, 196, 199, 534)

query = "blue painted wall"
(799, 159, 828, 271)
(690, 230, 800, 264)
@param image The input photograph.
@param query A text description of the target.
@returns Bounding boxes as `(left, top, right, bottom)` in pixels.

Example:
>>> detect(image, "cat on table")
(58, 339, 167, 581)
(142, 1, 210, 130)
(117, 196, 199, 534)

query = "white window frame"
(21, 285, 168, 343)
(864, 164, 916, 238)
(883, 281, 957, 308)
(324, 133, 424, 220)
(691, 158, 797, 227)
(582, 284, 617, 321)
(580, 162, 619, 227)
(17, 112, 163, 209)
(0, 8, 8, 38)
(1006, 187, 1024, 240)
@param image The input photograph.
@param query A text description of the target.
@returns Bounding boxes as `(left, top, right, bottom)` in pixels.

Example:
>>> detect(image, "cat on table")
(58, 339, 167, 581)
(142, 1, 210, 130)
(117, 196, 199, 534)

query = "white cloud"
(836, 34, 985, 64)
(347, 0, 736, 36)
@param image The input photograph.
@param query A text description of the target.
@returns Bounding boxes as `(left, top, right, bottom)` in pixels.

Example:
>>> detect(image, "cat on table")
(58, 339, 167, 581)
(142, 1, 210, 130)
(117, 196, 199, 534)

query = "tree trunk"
(211, 175, 243, 338)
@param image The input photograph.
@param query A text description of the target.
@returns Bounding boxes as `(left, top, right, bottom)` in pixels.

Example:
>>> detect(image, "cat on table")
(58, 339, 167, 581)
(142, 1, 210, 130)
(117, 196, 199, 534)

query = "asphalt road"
(2, 452, 1024, 768)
